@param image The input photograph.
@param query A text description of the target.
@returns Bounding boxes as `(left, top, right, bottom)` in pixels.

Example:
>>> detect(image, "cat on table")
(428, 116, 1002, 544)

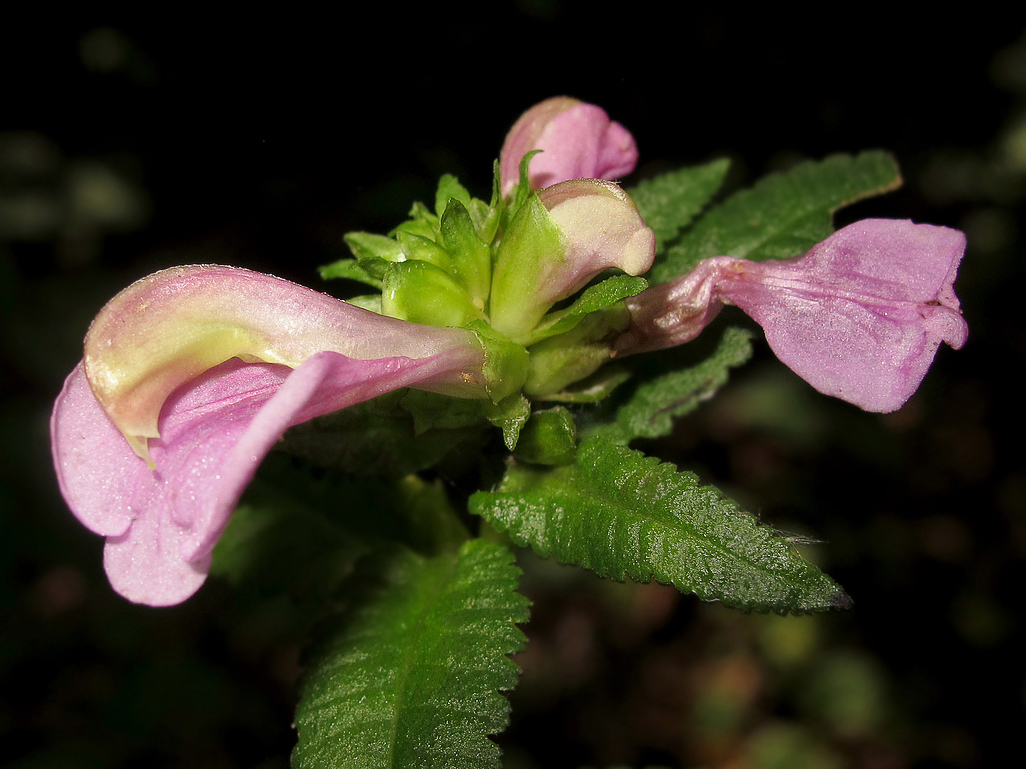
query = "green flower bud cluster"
(319, 161, 653, 458)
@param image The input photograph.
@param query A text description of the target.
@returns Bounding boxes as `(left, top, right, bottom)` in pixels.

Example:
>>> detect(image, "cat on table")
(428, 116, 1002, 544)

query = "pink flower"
(498, 96, 638, 195)
(52, 266, 488, 605)
(616, 219, 968, 412)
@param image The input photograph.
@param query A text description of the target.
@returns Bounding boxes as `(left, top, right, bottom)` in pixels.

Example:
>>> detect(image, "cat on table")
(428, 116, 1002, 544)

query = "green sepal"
(514, 406, 578, 466)
(318, 258, 384, 289)
(344, 231, 406, 262)
(652, 151, 902, 281)
(395, 230, 454, 272)
(392, 215, 438, 244)
(470, 437, 851, 614)
(292, 540, 529, 769)
(467, 321, 530, 404)
(524, 307, 630, 398)
(406, 199, 440, 228)
(434, 173, 473, 218)
(381, 260, 479, 327)
(441, 197, 491, 303)
(524, 274, 649, 345)
(470, 161, 503, 243)
(489, 192, 564, 342)
(344, 293, 383, 313)
(510, 149, 542, 210)
(483, 393, 531, 450)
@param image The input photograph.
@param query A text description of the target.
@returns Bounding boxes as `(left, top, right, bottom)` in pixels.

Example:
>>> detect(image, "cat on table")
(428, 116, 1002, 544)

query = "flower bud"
(490, 180, 655, 342)
(499, 97, 638, 195)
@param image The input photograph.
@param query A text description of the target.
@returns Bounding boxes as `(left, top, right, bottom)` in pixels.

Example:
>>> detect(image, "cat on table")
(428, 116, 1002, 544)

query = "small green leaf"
(293, 540, 529, 769)
(435, 173, 473, 217)
(652, 151, 901, 281)
(526, 274, 649, 345)
(628, 158, 731, 252)
(471, 437, 850, 614)
(344, 231, 405, 262)
(395, 230, 454, 272)
(534, 365, 632, 403)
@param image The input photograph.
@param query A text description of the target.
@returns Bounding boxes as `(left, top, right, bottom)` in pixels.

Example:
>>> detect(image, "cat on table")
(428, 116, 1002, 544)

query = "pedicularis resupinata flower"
(53, 96, 968, 607)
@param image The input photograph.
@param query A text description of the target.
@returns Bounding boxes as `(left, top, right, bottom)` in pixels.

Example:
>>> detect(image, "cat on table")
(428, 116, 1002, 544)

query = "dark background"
(2, 4, 1022, 768)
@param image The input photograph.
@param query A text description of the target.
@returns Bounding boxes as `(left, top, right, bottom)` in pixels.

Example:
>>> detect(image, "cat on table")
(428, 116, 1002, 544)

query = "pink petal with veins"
(618, 219, 967, 412)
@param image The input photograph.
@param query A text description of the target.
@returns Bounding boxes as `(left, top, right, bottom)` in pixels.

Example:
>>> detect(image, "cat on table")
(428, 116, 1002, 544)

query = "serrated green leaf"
(470, 438, 850, 614)
(293, 540, 529, 769)
(597, 325, 754, 442)
(628, 158, 731, 252)
(651, 151, 901, 281)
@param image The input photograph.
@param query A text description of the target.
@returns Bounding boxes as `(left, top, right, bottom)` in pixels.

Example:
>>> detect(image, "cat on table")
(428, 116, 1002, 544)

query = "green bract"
(320, 167, 657, 441)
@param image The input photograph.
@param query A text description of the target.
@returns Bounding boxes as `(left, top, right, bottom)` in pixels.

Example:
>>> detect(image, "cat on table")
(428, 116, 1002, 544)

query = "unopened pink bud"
(499, 97, 638, 195)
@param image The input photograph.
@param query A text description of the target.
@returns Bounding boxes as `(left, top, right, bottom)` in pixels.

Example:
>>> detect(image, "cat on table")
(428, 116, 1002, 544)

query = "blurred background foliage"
(1, 4, 1023, 768)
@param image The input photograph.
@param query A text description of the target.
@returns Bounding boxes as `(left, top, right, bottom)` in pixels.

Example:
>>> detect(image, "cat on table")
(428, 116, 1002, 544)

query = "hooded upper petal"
(54, 264, 492, 605)
(83, 265, 487, 461)
(617, 219, 968, 412)
(498, 97, 639, 195)
(53, 347, 483, 605)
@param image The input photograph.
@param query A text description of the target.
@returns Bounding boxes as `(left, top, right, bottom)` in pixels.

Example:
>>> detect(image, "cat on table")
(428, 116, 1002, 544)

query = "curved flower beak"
(83, 265, 487, 463)
(616, 219, 968, 412)
(53, 266, 489, 605)
(498, 96, 638, 195)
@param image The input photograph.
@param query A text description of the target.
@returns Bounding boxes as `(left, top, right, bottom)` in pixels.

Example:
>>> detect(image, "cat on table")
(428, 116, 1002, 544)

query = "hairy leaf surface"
(651, 151, 901, 281)
(293, 540, 529, 769)
(471, 439, 849, 614)
(628, 159, 731, 252)
(599, 325, 754, 442)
